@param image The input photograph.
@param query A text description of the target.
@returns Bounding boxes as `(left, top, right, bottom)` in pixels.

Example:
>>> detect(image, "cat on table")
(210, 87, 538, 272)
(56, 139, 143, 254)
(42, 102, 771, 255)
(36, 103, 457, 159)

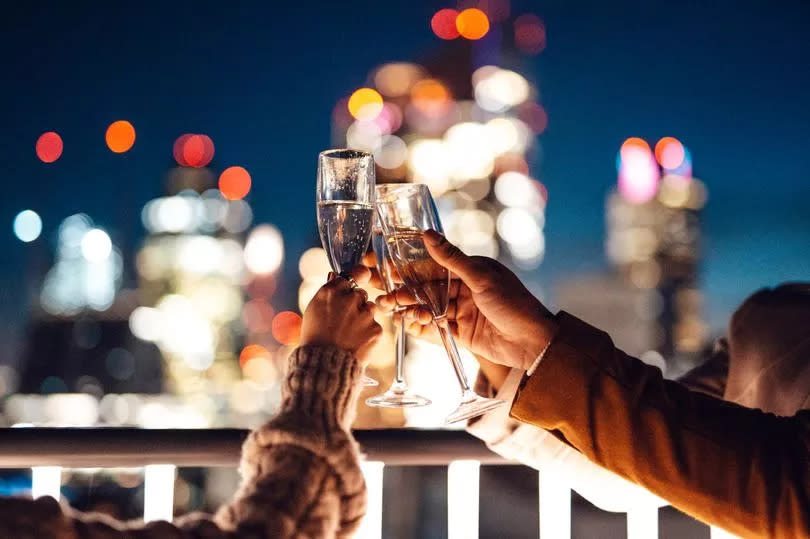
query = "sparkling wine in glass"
(376, 184, 505, 423)
(316, 149, 378, 387)
(366, 206, 431, 408)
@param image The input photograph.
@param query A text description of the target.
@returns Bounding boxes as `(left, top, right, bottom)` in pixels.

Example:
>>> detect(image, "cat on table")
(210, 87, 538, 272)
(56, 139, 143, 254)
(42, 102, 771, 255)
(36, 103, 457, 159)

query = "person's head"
(724, 283, 810, 416)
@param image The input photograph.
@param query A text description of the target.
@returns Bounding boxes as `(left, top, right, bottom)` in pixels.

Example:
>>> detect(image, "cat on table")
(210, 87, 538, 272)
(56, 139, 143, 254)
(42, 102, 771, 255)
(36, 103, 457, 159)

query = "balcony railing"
(0, 428, 736, 539)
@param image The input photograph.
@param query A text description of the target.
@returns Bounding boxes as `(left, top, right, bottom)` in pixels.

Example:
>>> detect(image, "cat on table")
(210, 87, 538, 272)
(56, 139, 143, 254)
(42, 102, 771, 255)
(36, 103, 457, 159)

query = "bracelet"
(526, 338, 553, 377)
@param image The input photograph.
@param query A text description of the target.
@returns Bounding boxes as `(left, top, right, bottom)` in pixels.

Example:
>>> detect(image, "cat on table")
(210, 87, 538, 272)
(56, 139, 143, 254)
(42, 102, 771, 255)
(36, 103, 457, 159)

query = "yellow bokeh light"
(348, 88, 384, 121)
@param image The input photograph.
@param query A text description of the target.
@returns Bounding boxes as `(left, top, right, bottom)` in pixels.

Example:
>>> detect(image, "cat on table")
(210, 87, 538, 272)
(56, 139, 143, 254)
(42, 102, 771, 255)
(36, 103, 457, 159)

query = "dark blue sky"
(1, 0, 809, 359)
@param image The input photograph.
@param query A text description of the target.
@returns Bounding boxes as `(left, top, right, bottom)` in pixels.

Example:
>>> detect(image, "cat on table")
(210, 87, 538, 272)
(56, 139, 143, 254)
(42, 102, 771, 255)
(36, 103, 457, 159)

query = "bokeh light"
(242, 298, 275, 333)
(244, 225, 284, 274)
(80, 228, 112, 262)
(271, 311, 302, 346)
(514, 14, 546, 55)
(444, 122, 495, 180)
(239, 344, 271, 368)
(372, 102, 403, 134)
(518, 102, 548, 134)
(410, 79, 451, 117)
(654, 136, 686, 170)
(36, 132, 63, 163)
(222, 199, 254, 233)
(298, 247, 332, 279)
(373, 135, 408, 169)
(346, 120, 383, 153)
(456, 8, 490, 40)
(619, 137, 651, 162)
(431, 9, 460, 40)
(409, 139, 452, 194)
(373, 63, 425, 97)
(348, 88, 384, 121)
(105, 120, 136, 153)
(494, 172, 544, 208)
(473, 67, 530, 112)
(618, 138, 660, 204)
(13, 210, 42, 242)
(173, 134, 214, 167)
(218, 166, 252, 200)
(669, 146, 693, 177)
(485, 117, 532, 156)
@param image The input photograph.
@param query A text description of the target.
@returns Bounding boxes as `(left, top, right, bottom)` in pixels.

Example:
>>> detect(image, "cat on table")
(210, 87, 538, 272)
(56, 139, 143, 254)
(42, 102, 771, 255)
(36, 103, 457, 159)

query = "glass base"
(366, 383, 432, 408)
(444, 392, 505, 424)
(362, 375, 379, 387)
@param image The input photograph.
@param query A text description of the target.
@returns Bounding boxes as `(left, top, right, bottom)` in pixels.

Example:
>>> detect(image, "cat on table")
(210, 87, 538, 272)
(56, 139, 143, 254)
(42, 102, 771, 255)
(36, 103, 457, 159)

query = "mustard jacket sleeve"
(510, 312, 810, 539)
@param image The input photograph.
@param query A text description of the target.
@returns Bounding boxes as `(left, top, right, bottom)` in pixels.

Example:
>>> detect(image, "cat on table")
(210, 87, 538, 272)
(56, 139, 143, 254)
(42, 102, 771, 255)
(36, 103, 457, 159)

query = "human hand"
(376, 231, 557, 372)
(300, 268, 382, 358)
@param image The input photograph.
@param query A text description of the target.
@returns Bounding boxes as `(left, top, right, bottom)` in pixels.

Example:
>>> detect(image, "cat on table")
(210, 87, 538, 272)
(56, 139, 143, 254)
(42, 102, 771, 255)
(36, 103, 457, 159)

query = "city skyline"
(2, 0, 809, 370)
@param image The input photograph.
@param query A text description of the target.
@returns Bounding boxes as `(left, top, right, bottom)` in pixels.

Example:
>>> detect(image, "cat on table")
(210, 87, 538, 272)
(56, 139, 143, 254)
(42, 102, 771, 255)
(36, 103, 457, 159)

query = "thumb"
(423, 230, 488, 291)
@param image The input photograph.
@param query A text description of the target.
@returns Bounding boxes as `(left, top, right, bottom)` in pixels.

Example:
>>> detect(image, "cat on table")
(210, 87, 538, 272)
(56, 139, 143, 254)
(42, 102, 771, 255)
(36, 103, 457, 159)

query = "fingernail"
(327, 271, 336, 280)
(424, 229, 441, 246)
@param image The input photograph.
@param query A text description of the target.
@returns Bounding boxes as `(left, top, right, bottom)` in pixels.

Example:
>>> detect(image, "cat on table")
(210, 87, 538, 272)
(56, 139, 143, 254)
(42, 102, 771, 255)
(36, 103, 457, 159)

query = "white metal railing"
(10, 428, 737, 538)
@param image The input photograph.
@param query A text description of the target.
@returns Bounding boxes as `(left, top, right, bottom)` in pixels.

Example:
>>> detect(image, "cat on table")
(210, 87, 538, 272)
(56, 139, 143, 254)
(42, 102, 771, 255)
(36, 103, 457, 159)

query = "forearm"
(215, 345, 366, 537)
(511, 312, 810, 538)
(0, 345, 367, 539)
(470, 367, 666, 513)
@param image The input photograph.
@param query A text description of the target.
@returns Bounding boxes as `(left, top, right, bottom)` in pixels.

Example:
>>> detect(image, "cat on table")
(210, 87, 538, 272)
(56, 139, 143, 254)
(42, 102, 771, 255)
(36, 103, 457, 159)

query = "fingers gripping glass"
(366, 202, 431, 408)
(375, 184, 505, 423)
(316, 149, 378, 387)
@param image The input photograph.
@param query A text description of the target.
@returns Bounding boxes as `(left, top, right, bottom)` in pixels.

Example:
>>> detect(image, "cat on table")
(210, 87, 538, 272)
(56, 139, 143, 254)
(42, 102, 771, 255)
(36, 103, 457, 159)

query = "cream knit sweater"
(0, 345, 368, 538)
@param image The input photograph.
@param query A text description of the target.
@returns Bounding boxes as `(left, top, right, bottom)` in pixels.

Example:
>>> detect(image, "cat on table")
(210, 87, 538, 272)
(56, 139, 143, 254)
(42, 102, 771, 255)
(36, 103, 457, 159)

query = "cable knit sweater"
(0, 345, 368, 539)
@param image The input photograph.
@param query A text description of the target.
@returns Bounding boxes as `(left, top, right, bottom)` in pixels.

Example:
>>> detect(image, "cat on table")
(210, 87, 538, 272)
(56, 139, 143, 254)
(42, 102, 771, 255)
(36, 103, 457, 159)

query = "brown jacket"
(511, 311, 810, 538)
(0, 345, 367, 539)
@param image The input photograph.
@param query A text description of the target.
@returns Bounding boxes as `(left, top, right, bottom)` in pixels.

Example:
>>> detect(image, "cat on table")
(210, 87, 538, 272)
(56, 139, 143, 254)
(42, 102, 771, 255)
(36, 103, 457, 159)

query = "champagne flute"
(376, 184, 505, 423)
(366, 206, 432, 408)
(316, 149, 378, 387)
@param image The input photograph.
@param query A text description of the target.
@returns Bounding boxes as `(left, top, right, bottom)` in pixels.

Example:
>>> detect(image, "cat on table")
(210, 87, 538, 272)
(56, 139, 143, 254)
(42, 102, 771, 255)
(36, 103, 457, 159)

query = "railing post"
(448, 460, 480, 539)
(143, 464, 176, 522)
(627, 506, 658, 538)
(31, 466, 62, 500)
(357, 461, 384, 539)
(538, 468, 571, 539)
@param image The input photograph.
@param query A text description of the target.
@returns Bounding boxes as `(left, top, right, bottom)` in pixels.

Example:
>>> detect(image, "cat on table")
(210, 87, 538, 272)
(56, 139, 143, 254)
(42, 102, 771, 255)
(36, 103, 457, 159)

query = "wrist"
(521, 312, 558, 371)
(280, 345, 362, 430)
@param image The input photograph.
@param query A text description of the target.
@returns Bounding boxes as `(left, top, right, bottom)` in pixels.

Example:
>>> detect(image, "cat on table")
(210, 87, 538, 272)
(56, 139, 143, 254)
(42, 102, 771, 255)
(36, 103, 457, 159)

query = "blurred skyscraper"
(558, 138, 708, 373)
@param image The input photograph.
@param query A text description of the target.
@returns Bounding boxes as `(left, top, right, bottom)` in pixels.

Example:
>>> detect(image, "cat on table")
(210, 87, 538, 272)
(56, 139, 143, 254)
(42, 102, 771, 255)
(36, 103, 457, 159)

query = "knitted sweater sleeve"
(0, 345, 368, 539)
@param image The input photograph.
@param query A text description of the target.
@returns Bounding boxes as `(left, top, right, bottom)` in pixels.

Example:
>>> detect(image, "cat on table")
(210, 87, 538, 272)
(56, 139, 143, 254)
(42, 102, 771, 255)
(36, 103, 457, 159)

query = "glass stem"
(434, 316, 473, 396)
(394, 310, 406, 385)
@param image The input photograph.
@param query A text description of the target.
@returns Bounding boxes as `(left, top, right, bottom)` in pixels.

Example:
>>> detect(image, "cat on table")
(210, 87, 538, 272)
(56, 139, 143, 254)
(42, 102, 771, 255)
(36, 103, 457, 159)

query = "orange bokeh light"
(105, 120, 136, 153)
(36, 132, 63, 163)
(410, 79, 451, 116)
(271, 311, 302, 346)
(219, 166, 252, 200)
(348, 88, 383, 121)
(620, 137, 651, 160)
(654, 137, 686, 170)
(456, 8, 490, 40)
(431, 8, 459, 40)
(239, 344, 271, 368)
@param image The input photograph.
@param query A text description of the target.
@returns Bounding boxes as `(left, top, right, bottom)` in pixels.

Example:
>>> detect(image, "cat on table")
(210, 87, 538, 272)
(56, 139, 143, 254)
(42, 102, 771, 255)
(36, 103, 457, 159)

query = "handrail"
(0, 428, 512, 468)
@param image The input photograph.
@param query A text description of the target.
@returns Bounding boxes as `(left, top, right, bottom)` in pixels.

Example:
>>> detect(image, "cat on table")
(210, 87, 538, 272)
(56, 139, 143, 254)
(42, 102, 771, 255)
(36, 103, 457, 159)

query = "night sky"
(1, 1, 809, 364)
